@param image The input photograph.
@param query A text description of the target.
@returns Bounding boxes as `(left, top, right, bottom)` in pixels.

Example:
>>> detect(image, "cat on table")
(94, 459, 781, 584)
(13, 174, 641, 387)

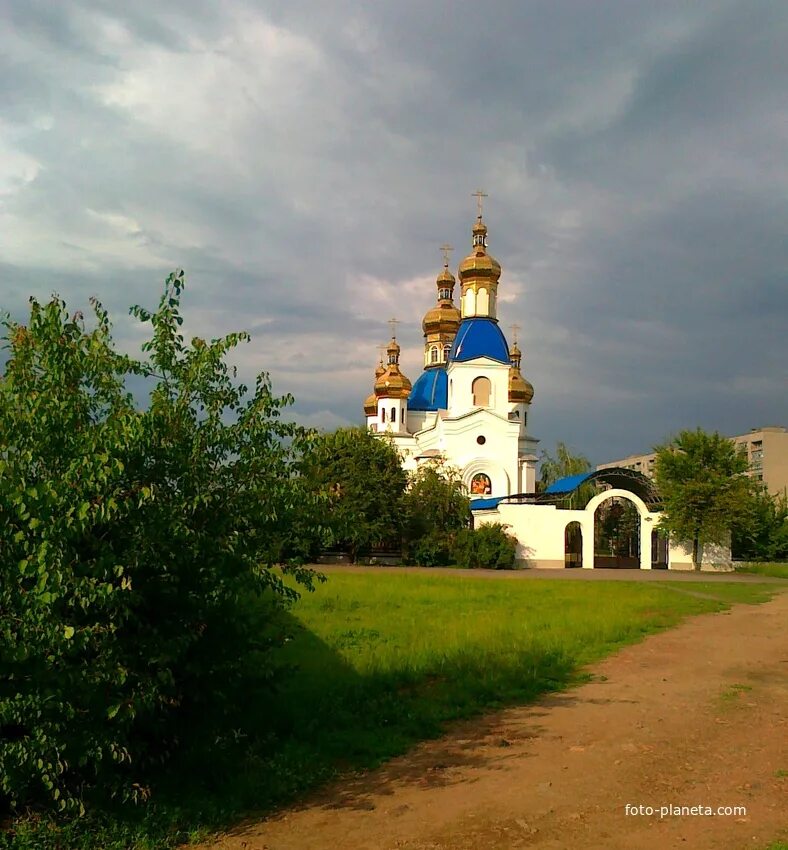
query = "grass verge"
(4, 573, 780, 850)
(734, 562, 788, 579)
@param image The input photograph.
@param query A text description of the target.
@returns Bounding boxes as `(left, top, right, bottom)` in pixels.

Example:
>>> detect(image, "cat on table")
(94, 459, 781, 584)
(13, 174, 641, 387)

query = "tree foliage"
(0, 271, 321, 815)
(538, 442, 594, 507)
(538, 442, 591, 488)
(654, 428, 753, 569)
(731, 488, 788, 561)
(402, 460, 470, 565)
(304, 427, 407, 561)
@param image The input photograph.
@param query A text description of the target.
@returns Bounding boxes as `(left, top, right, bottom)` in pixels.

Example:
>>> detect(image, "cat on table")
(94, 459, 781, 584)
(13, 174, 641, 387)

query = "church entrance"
(593, 496, 640, 569)
(564, 521, 582, 568)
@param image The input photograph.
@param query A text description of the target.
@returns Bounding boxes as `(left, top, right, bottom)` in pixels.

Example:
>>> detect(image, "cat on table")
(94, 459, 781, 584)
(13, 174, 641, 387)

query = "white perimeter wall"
(474, 490, 732, 570)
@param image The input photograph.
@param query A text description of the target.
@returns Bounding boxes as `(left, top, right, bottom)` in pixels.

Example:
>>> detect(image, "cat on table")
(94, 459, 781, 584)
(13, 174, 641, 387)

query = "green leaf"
(63, 625, 75, 640)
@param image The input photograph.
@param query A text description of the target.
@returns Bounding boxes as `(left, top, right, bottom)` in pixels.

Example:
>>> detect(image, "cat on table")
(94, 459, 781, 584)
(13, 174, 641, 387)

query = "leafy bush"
(453, 523, 518, 569)
(410, 531, 456, 567)
(0, 272, 322, 816)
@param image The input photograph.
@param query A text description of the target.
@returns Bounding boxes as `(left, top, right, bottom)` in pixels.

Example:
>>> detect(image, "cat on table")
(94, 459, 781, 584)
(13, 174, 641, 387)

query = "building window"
(443, 344, 451, 361)
(470, 473, 492, 495)
(472, 376, 491, 407)
(381, 408, 387, 422)
(439, 288, 451, 300)
(430, 346, 439, 364)
(391, 407, 396, 423)
(477, 435, 486, 445)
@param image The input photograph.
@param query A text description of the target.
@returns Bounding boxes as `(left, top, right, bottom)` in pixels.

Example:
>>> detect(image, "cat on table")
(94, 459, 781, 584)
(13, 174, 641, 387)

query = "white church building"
(363, 207, 539, 497)
(361, 203, 728, 570)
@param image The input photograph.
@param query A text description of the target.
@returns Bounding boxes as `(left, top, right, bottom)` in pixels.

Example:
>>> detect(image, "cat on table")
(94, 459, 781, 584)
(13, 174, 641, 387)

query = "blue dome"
(449, 318, 510, 364)
(408, 367, 448, 411)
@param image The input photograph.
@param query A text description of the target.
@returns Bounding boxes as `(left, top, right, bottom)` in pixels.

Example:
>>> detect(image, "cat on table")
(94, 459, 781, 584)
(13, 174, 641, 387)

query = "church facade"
(362, 208, 538, 497)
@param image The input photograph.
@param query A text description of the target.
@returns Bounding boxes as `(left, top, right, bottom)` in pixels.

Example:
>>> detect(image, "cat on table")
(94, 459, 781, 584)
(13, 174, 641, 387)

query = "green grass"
(734, 562, 788, 579)
(4, 573, 781, 850)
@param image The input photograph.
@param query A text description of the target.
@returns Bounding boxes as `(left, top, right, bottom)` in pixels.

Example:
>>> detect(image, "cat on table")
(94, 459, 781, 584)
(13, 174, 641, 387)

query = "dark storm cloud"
(1, 0, 786, 460)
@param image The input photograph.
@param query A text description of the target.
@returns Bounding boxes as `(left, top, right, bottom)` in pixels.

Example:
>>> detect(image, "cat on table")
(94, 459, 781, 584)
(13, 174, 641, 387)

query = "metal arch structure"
(541, 467, 662, 510)
(470, 467, 662, 513)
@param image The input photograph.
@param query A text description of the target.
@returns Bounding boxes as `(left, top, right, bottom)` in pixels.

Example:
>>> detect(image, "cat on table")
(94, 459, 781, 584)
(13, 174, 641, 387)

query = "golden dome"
(374, 369, 412, 399)
(422, 303, 461, 335)
(436, 266, 455, 286)
(375, 361, 386, 378)
(509, 367, 534, 404)
(458, 218, 501, 283)
(373, 336, 412, 399)
(363, 392, 377, 415)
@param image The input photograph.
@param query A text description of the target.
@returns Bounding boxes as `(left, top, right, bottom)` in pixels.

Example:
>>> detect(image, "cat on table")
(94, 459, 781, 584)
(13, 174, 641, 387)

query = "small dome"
(363, 392, 377, 415)
(374, 368, 412, 399)
(422, 302, 461, 336)
(436, 266, 455, 286)
(375, 361, 385, 378)
(509, 368, 534, 404)
(458, 218, 501, 283)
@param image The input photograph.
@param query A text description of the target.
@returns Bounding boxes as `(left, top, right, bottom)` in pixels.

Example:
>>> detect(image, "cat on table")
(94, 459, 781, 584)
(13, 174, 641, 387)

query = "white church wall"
(447, 359, 510, 417)
(474, 503, 580, 568)
(473, 493, 732, 571)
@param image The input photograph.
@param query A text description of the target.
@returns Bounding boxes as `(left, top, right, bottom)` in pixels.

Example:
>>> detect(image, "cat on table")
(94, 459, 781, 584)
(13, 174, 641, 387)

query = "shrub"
(0, 272, 322, 816)
(410, 531, 456, 567)
(453, 523, 518, 569)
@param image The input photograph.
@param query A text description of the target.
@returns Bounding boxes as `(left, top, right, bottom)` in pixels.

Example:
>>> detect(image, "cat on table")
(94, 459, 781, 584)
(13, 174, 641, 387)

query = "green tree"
(654, 428, 753, 570)
(538, 442, 593, 508)
(304, 427, 407, 562)
(731, 488, 788, 561)
(402, 460, 470, 565)
(538, 442, 591, 488)
(0, 271, 321, 814)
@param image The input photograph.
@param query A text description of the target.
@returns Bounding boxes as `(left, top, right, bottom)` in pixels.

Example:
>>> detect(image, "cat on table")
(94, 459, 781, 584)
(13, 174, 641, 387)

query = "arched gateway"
(471, 467, 686, 570)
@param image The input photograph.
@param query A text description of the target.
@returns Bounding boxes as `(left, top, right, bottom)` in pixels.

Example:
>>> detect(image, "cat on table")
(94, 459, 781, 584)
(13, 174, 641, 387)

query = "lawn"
(4, 572, 779, 850)
(734, 561, 788, 580)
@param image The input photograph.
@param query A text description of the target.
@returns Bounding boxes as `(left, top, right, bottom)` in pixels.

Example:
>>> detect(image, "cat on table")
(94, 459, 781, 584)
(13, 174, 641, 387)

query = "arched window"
(430, 346, 439, 364)
(391, 406, 396, 423)
(464, 288, 476, 316)
(477, 287, 489, 314)
(381, 408, 387, 422)
(439, 288, 451, 300)
(470, 473, 492, 495)
(472, 376, 491, 407)
(443, 344, 451, 361)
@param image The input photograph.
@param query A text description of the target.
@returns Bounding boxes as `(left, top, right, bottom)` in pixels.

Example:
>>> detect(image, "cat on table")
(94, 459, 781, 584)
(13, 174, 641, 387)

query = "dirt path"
(199, 591, 788, 850)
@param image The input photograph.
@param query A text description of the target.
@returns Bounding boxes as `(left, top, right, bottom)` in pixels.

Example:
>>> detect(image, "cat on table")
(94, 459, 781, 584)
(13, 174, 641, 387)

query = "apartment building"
(597, 426, 788, 497)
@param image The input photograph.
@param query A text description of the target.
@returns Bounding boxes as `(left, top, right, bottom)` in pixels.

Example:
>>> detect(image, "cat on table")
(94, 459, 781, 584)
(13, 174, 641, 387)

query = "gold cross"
(472, 189, 488, 218)
(388, 317, 400, 338)
(440, 243, 453, 266)
(510, 323, 521, 344)
(378, 343, 387, 362)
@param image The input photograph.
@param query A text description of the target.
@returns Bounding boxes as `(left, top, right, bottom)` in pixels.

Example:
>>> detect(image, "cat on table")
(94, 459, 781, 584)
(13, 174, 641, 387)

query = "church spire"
(458, 192, 502, 321)
(421, 244, 461, 368)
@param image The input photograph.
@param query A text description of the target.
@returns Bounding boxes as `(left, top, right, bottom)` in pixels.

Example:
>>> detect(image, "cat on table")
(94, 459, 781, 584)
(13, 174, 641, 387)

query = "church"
(362, 198, 538, 497)
(359, 197, 729, 570)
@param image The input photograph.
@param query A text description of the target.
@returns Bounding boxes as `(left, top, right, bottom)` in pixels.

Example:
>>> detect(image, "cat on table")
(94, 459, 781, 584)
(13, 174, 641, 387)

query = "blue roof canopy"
(470, 496, 504, 511)
(449, 318, 510, 364)
(544, 472, 594, 494)
(408, 367, 448, 411)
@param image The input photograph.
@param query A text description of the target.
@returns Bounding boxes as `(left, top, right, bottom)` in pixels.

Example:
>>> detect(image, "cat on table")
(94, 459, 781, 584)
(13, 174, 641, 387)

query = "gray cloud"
(1, 0, 786, 463)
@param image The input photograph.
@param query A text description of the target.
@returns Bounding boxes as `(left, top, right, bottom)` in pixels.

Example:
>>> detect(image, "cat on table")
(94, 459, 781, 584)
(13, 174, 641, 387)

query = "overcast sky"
(2, 0, 787, 463)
